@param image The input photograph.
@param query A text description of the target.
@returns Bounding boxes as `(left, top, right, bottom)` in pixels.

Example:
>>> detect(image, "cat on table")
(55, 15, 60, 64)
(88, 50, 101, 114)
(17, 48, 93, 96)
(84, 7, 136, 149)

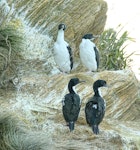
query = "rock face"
(1, 0, 107, 74)
(1, 69, 140, 149)
(13, 69, 140, 122)
(9, 0, 107, 54)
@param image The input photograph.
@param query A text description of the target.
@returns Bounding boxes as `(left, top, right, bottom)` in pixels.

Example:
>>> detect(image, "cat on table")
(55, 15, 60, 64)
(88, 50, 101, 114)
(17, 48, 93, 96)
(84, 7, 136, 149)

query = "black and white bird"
(85, 80, 107, 134)
(62, 78, 85, 132)
(54, 23, 73, 73)
(79, 34, 100, 72)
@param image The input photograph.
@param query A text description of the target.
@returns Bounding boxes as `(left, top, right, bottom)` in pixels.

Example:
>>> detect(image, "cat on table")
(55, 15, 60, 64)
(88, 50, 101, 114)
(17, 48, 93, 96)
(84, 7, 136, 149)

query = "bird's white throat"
(98, 88, 106, 109)
(57, 30, 64, 42)
(98, 88, 102, 97)
(72, 86, 77, 94)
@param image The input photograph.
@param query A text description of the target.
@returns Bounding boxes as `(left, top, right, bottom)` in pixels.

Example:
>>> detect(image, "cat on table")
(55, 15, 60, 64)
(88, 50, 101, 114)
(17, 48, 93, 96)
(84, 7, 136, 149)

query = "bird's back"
(85, 96, 105, 126)
(63, 93, 81, 122)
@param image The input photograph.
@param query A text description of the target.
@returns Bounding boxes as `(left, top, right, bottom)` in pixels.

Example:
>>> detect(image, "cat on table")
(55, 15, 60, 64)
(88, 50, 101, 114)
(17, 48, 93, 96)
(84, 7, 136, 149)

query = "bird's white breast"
(79, 39, 97, 71)
(92, 104, 97, 109)
(98, 88, 106, 109)
(54, 40, 71, 73)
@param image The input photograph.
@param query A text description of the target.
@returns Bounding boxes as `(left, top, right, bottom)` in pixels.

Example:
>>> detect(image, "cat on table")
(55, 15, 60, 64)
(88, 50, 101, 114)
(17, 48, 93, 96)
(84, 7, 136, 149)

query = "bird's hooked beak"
(79, 80, 86, 84)
(91, 37, 95, 41)
(104, 83, 108, 87)
(91, 35, 100, 41)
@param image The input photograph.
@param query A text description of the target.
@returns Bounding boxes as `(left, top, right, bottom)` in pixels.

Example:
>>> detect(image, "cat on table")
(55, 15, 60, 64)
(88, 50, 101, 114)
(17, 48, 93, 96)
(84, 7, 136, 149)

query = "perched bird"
(54, 23, 73, 73)
(85, 80, 107, 134)
(62, 78, 85, 132)
(79, 34, 100, 72)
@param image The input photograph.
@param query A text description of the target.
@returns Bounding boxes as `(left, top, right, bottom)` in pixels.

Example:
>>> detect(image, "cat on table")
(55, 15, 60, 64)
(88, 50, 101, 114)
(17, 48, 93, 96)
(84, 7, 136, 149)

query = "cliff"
(0, 0, 140, 149)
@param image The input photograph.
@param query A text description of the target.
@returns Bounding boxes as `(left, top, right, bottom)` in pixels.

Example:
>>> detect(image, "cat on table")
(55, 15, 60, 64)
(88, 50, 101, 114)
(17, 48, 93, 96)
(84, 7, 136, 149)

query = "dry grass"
(0, 112, 53, 150)
(0, 25, 24, 89)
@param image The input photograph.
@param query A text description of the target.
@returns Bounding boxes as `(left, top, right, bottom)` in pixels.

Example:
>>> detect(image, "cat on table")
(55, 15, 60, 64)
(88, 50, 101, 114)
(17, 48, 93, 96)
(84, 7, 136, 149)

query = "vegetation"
(0, 25, 24, 88)
(97, 25, 134, 70)
(0, 113, 52, 150)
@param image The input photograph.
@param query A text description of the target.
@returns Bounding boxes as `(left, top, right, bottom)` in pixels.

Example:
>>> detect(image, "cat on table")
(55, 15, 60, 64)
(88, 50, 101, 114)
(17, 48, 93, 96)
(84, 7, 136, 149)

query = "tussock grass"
(98, 25, 134, 70)
(0, 25, 24, 52)
(0, 112, 53, 150)
(0, 25, 24, 88)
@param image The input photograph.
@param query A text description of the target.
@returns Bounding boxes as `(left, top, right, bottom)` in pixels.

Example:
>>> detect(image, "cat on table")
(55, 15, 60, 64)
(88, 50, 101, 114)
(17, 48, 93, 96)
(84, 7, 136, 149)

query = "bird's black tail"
(92, 125, 99, 135)
(69, 121, 74, 132)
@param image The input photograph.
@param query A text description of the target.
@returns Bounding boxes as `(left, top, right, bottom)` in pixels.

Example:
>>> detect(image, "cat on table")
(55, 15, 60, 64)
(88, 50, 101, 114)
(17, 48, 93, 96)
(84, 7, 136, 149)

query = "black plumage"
(85, 80, 107, 134)
(94, 46, 100, 68)
(82, 34, 93, 39)
(62, 78, 85, 132)
(67, 46, 73, 70)
(58, 23, 66, 30)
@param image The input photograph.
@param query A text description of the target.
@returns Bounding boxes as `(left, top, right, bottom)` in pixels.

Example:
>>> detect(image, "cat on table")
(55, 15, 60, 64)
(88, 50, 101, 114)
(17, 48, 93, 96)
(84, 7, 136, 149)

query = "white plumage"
(54, 24, 73, 73)
(79, 34, 99, 72)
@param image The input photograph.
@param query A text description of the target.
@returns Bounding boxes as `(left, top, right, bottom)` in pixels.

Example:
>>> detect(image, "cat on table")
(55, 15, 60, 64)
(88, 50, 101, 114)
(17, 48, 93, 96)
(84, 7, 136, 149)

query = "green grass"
(97, 25, 134, 70)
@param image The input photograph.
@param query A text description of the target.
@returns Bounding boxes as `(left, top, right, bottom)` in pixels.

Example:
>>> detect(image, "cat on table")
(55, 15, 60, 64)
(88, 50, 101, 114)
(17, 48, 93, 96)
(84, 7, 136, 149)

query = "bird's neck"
(56, 30, 64, 43)
(68, 85, 76, 94)
(81, 39, 86, 44)
(82, 38, 91, 43)
(94, 88, 102, 97)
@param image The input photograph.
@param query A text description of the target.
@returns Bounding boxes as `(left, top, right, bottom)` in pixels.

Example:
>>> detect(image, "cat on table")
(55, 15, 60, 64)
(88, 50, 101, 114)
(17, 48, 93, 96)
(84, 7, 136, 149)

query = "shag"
(79, 34, 99, 72)
(62, 78, 85, 132)
(54, 23, 73, 73)
(85, 80, 107, 134)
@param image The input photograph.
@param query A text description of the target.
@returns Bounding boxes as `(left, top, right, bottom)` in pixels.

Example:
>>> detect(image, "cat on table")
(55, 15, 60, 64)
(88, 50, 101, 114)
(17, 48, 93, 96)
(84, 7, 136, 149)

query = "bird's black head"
(68, 78, 85, 93)
(82, 34, 94, 40)
(93, 80, 107, 89)
(69, 78, 85, 86)
(58, 23, 66, 31)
